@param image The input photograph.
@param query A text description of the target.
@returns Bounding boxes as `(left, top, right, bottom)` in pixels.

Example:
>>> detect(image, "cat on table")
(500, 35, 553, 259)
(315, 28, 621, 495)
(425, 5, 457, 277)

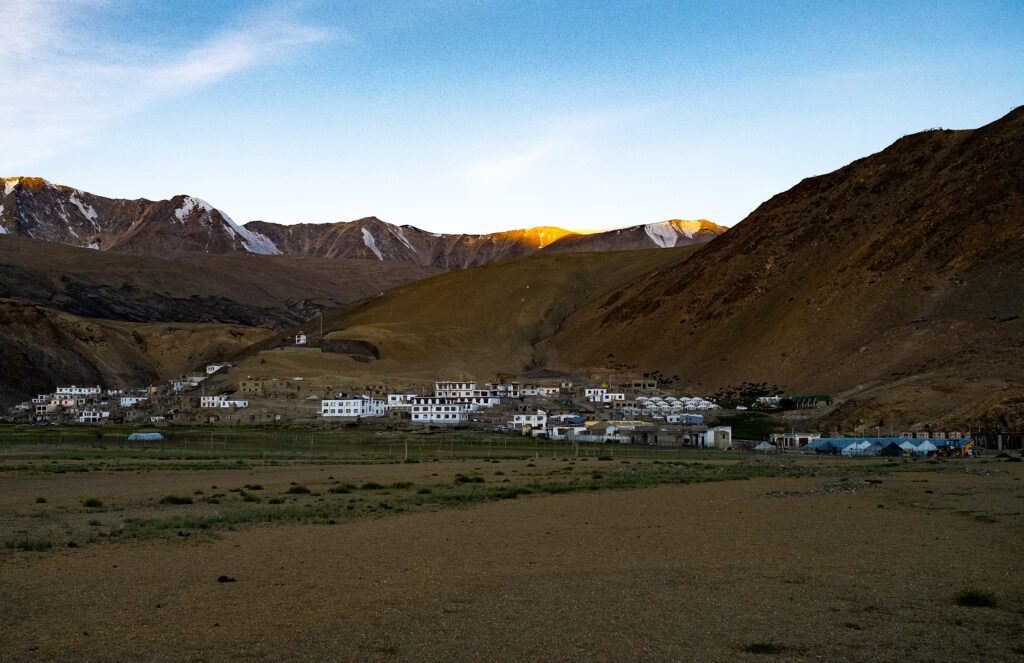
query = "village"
(8, 349, 1016, 452)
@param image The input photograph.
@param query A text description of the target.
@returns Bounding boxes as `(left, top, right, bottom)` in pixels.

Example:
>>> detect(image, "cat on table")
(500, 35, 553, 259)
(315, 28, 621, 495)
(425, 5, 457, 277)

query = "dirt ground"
(1, 459, 1022, 662)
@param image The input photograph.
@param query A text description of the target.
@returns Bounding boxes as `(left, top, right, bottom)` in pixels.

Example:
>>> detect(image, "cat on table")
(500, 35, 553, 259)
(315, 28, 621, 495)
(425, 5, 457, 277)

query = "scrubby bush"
(284, 484, 311, 495)
(159, 495, 194, 505)
(954, 588, 998, 607)
(82, 497, 103, 508)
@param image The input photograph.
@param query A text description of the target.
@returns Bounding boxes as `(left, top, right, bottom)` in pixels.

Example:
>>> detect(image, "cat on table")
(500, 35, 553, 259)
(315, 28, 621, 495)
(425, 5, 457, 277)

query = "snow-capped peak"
(174, 196, 214, 222)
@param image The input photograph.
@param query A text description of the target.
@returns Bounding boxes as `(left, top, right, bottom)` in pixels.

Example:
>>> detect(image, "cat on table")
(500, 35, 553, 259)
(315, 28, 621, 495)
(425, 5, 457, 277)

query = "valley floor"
(1, 450, 1022, 661)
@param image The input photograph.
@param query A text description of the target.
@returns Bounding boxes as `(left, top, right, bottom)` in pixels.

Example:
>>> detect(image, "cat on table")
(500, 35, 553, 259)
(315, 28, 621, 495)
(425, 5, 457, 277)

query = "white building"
(321, 397, 386, 418)
(495, 382, 521, 399)
(602, 392, 626, 403)
(385, 393, 418, 411)
(410, 396, 469, 424)
(435, 381, 476, 399)
(585, 388, 607, 402)
(200, 395, 249, 409)
(294, 332, 307, 345)
(201, 395, 226, 408)
(206, 363, 231, 375)
(120, 396, 148, 408)
(56, 385, 102, 397)
(77, 410, 109, 423)
(511, 410, 547, 432)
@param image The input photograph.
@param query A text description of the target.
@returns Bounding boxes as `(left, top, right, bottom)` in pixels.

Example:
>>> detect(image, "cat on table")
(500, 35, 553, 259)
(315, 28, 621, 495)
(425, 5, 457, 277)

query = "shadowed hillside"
(0, 235, 439, 328)
(0, 299, 274, 406)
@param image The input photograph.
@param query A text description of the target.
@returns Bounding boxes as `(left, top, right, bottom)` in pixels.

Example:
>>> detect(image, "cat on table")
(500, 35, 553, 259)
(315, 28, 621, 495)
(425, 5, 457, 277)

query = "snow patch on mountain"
(3, 179, 18, 196)
(644, 222, 679, 248)
(220, 211, 281, 255)
(391, 225, 415, 252)
(69, 192, 98, 225)
(362, 227, 384, 260)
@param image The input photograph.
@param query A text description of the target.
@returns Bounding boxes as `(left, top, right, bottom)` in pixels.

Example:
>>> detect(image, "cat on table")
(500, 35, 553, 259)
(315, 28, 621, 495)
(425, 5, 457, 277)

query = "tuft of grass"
(268, 497, 285, 504)
(241, 494, 261, 503)
(360, 482, 385, 490)
(390, 481, 414, 489)
(82, 497, 103, 508)
(416, 488, 433, 495)
(454, 475, 485, 485)
(243, 484, 264, 491)
(328, 484, 353, 494)
(284, 484, 311, 495)
(35, 496, 47, 504)
(159, 495, 194, 505)
(742, 643, 788, 655)
(5, 539, 52, 552)
(954, 588, 998, 607)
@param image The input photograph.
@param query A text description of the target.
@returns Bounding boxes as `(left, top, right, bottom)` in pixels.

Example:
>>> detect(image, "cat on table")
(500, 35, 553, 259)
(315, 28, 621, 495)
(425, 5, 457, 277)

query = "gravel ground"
(1, 462, 1022, 661)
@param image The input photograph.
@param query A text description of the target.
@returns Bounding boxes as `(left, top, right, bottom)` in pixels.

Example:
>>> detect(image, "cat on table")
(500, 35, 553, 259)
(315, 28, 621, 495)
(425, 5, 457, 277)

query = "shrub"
(244, 484, 264, 491)
(954, 588, 997, 607)
(159, 495, 194, 505)
(35, 497, 47, 504)
(241, 494, 261, 503)
(454, 475, 484, 484)
(328, 484, 352, 494)
(360, 482, 385, 490)
(284, 485, 311, 495)
(390, 481, 414, 489)
(268, 497, 284, 504)
(416, 488, 433, 494)
(742, 643, 787, 655)
(82, 497, 103, 508)
(5, 539, 52, 552)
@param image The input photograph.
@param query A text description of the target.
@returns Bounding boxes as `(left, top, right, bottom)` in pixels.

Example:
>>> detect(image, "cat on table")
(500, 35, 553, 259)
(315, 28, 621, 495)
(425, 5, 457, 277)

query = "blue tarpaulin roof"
(128, 432, 164, 441)
(806, 437, 966, 450)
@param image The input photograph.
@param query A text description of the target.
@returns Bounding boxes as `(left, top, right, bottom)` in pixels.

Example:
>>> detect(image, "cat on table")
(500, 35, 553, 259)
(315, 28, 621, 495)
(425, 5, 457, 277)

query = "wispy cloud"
(0, 0, 332, 170)
(463, 110, 645, 188)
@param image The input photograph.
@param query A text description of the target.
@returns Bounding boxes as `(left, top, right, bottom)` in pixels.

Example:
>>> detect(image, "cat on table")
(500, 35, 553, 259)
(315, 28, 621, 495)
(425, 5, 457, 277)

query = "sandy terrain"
(1, 458, 1022, 662)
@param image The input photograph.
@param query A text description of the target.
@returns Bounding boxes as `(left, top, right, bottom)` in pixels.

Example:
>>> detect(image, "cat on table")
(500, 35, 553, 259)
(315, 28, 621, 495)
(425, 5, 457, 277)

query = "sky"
(1, 0, 1022, 233)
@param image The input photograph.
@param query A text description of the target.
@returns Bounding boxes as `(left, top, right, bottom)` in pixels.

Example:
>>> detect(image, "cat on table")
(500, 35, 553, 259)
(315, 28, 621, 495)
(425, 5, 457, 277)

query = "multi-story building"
(409, 396, 469, 424)
(321, 397, 386, 418)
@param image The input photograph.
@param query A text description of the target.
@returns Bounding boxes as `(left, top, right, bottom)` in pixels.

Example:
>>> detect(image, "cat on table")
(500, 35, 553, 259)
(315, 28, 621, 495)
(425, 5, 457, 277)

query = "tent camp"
(127, 432, 164, 442)
(915, 440, 937, 455)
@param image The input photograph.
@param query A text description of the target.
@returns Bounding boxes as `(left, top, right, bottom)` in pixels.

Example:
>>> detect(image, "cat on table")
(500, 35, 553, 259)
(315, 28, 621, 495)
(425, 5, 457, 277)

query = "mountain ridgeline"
(0, 177, 725, 270)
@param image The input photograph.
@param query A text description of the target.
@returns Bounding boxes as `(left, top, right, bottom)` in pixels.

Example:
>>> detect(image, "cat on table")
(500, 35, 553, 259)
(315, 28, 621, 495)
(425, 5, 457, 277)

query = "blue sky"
(2, 0, 1022, 233)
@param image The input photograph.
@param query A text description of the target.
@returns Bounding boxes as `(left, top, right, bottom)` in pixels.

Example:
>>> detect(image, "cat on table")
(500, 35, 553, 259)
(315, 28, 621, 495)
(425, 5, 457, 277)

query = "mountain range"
(0, 178, 724, 270)
(2, 106, 1022, 431)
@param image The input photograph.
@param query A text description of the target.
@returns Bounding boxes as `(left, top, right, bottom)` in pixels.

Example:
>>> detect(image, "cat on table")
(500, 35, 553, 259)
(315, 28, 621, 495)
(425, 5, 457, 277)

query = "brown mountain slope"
(0, 235, 439, 328)
(223, 247, 699, 383)
(0, 299, 274, 407)
(543, 106, 1024, 427)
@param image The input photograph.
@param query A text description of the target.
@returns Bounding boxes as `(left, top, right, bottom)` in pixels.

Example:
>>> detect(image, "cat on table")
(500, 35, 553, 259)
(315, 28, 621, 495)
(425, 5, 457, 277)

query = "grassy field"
(0, 424, 1003, 554)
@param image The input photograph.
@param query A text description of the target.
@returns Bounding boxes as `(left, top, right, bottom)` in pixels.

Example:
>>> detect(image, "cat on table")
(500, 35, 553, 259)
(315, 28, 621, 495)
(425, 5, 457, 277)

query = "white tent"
(899, 441, 917, 453)
(915, 440, 937, 454)
(753, 441, 776, 452)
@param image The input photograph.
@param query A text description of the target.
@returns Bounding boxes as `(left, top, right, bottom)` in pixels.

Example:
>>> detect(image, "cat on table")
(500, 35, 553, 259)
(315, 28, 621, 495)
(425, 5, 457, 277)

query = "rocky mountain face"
(0, 177, 278, 255)
(1, 178, 724, 269)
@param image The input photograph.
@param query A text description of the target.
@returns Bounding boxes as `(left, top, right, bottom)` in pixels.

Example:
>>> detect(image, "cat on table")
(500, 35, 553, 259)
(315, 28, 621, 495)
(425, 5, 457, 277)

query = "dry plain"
(1, 441, 1022, 662)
